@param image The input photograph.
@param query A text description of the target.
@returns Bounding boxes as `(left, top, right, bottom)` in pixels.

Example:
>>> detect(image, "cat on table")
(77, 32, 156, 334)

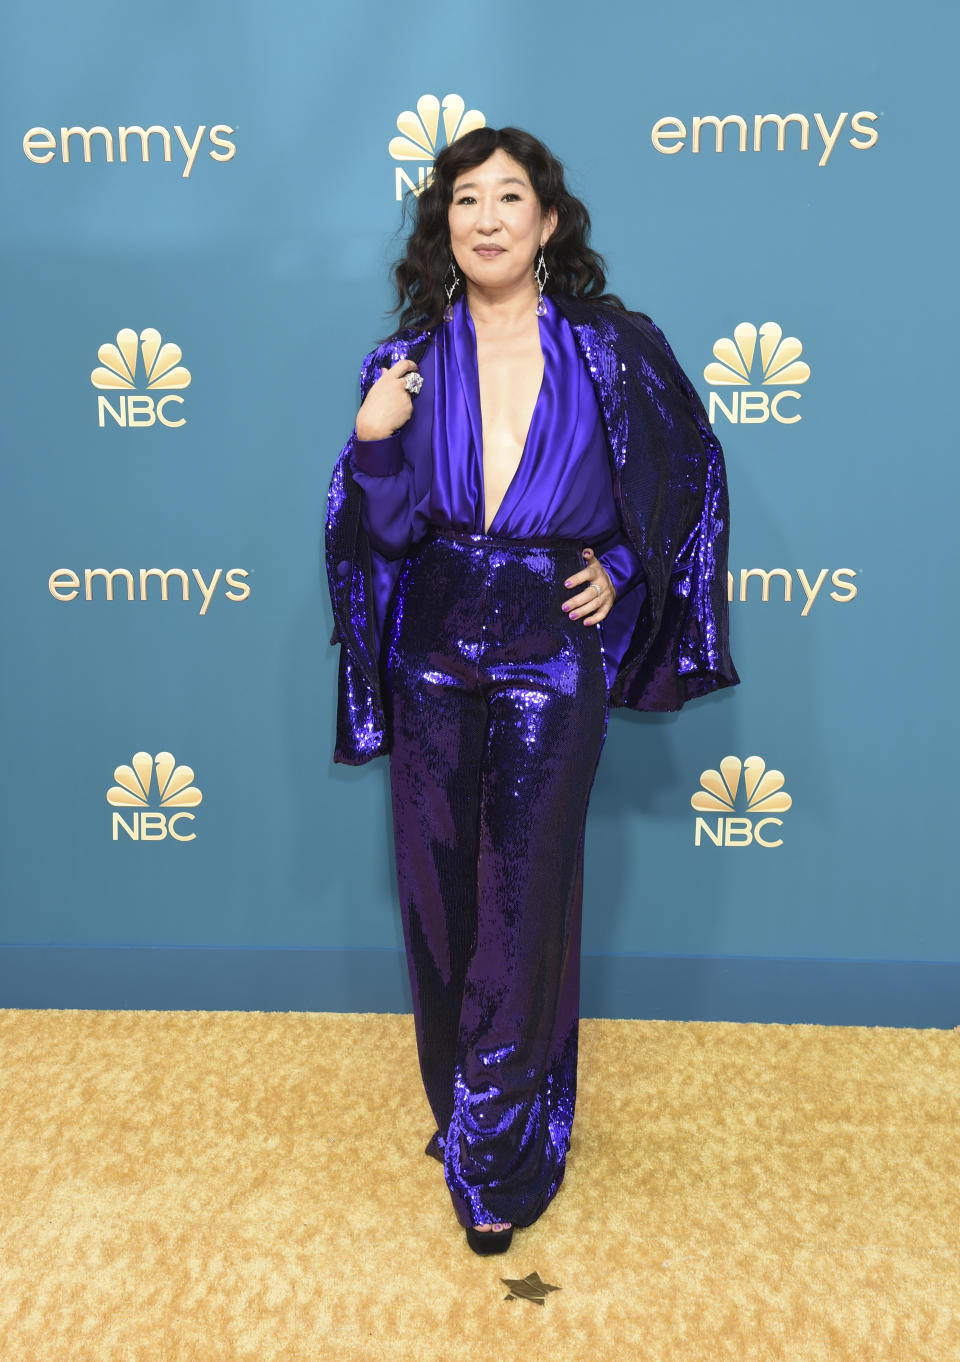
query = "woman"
(325, 127, 739, 1255)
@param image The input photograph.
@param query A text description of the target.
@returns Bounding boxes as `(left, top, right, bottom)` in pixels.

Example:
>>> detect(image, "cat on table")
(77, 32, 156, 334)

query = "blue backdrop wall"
(1, 0, 956, 1024)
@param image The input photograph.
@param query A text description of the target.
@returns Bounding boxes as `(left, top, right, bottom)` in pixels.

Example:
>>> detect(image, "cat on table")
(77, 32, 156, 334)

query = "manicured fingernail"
(562, 604, 570, 611)
(570, 612, 578, 619)
(564, 579, 571, 587)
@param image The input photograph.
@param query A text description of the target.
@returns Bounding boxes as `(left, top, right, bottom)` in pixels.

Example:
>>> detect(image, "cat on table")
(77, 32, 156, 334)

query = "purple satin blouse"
(349, 293, 647, 690)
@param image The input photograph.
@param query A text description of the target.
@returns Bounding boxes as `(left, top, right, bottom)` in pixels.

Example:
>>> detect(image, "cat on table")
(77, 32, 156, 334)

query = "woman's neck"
(464, 281, 541, 332)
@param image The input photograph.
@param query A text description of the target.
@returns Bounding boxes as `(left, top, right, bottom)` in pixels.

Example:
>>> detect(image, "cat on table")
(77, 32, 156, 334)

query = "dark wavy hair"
(381, 125, 626, 339)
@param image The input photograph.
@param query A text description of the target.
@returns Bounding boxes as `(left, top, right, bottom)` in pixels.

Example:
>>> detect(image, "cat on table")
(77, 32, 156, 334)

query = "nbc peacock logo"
(107, 751, 202, 842)
(91, 328, 191, 429)
(691, 755, 792, 848)
(704, 322, 810, 426)
(389, 93, 485, 200)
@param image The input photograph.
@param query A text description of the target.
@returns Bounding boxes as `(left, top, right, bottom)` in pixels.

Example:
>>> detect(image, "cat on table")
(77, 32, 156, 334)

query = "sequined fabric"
(324, 293, 739, 766)
(386, 527, 609, 1229)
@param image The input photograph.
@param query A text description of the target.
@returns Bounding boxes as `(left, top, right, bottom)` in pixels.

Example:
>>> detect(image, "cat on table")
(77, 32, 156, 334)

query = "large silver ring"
(403, 372, 423, 395)
(594, 581, 602, 596)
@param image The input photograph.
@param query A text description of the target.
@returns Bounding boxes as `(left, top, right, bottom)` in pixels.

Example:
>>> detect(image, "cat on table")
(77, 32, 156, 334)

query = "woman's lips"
(475, 247, 504, 256)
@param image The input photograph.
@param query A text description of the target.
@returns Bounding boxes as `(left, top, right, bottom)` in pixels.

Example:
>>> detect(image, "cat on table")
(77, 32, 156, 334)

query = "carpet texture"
(0, 1008, 957, 1361)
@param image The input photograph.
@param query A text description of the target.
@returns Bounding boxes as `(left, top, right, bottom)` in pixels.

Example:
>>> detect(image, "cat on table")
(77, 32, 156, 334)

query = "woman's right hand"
(355, 358, 421, 441)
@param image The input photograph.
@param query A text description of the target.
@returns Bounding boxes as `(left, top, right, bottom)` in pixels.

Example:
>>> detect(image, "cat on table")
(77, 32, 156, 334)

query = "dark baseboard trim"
(1, 945, 957, 1027)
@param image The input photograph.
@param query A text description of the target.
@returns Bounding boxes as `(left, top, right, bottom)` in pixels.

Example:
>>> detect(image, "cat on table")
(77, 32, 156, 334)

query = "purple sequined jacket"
(325, 292, 740, 765)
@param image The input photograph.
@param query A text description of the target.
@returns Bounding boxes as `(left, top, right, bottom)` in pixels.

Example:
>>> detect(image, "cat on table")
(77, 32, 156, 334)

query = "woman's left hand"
(562, 547, 616, 625)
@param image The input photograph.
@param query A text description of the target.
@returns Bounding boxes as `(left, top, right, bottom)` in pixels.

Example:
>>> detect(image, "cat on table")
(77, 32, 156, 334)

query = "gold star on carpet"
(500, 1270, 561, 1304)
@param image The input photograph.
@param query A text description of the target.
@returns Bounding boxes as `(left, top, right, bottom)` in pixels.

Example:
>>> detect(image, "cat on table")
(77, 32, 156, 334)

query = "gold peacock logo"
(691, 755, 792, 848)
(389, 93, 485, 198)
(107, 751, 202, 842)
(91, 329, 191, 391)
(703, 322, 810, 425)
(91, 328, 190, 429)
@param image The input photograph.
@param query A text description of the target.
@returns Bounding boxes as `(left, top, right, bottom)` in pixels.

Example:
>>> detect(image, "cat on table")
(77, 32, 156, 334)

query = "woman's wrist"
(355, 417, 395, 442)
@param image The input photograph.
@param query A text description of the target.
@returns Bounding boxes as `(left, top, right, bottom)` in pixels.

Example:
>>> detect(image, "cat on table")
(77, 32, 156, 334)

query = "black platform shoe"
(465, 1223, 514, 1255)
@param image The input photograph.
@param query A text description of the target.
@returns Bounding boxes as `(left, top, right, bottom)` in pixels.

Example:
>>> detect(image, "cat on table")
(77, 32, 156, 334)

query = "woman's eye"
(454, 193, 523, 204)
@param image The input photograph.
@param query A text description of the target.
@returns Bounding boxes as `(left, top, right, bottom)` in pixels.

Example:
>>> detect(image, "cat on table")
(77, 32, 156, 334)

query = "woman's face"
(447, 148, 557, 296)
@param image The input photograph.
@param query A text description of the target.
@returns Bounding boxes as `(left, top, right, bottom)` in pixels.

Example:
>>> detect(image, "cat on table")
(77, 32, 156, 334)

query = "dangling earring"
(535, 244, 549, 316)
(443, 255, 460, 322)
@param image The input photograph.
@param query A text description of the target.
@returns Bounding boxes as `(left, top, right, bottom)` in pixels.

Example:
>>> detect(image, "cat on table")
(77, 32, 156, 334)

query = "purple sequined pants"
(384, 526, 611, 1230)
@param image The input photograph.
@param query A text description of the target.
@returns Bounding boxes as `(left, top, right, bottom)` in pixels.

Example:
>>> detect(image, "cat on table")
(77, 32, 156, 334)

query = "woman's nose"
(475, 198, 501, 231)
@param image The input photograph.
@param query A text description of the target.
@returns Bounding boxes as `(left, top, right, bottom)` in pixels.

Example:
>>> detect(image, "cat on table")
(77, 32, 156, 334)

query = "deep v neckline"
(464, 303, 546, 535)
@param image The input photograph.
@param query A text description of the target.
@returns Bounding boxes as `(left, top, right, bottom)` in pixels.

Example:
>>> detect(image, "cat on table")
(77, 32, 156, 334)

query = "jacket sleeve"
(325, 331, 430, 764)
(614, 311, 740, 709)
(324, 345, 396, 762)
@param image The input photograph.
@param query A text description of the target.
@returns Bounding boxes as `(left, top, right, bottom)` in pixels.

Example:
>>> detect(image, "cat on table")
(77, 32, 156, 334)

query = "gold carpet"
(0, 1009, 957, 1361)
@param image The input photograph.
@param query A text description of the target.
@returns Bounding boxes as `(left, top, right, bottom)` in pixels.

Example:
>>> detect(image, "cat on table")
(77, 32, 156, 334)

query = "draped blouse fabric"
(348, 293, 648, 691)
